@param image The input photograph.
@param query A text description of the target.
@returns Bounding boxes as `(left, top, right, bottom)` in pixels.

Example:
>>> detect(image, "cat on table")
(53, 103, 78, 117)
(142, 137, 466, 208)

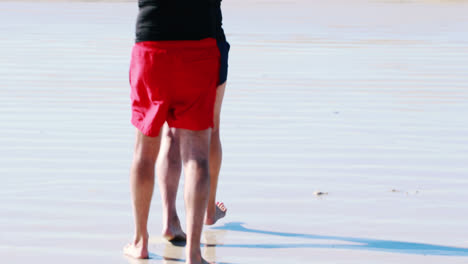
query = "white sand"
(1, 0, 468, 263)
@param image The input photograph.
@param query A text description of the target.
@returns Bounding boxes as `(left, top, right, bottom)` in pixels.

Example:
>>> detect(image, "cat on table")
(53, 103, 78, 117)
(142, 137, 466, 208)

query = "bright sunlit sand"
(1, 0, 468, 263)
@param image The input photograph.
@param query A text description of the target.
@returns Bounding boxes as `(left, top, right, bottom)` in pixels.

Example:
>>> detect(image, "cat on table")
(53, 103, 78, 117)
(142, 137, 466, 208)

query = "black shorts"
(217, 40, 230, 85)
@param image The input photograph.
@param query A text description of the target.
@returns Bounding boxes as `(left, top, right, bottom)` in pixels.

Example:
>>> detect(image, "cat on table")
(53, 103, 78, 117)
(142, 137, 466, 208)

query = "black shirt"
(135, 0, 225, 42)
(215, 0, 226, 42)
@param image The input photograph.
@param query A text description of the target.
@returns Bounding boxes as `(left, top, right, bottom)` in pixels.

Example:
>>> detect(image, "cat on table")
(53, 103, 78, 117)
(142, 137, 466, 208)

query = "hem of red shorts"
(131, 119, 161, 137)
(167, 122, 214, 132)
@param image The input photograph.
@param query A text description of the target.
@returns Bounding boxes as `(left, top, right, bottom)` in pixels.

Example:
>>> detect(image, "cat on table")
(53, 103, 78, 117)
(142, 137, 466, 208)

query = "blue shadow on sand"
(210, 222, 468, 256)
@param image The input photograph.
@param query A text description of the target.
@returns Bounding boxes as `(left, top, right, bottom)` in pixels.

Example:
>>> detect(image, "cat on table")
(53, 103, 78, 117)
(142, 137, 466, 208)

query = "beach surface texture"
(1, 0, 468, 263)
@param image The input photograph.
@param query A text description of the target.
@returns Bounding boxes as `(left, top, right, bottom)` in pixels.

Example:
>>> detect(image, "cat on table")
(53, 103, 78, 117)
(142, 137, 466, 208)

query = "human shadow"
(210, 222, 468, 256)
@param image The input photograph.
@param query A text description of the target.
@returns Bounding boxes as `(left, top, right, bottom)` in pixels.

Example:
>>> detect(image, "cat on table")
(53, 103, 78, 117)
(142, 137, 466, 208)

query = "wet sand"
(1, 0, 468, 263)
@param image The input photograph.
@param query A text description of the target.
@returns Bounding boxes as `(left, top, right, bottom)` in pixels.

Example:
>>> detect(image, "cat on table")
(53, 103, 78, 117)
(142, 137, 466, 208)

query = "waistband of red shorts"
(136, 38, 217, 49)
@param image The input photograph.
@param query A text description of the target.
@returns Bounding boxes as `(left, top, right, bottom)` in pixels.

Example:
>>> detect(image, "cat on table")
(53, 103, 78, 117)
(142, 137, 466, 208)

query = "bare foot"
(204, 202, 227, 225)
(123, 238, 149, 259)
(162, 217, 187, 243)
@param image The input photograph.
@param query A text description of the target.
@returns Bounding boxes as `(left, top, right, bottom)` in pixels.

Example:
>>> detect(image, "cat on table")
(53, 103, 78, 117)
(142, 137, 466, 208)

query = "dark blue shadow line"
(211, 222, 468, 257)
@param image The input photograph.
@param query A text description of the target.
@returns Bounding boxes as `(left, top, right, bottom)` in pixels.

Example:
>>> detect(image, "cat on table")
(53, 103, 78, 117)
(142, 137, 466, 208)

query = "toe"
(123, 243, 132, 251)
(218, 203, 226, 211)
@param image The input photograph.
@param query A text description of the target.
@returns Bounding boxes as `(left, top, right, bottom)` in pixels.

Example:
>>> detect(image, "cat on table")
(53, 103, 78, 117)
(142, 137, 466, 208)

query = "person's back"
(135, 0, 218, 42)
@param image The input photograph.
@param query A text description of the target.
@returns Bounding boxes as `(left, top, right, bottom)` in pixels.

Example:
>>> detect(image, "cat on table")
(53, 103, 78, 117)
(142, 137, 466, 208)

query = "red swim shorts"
(129, 38, 220, 137)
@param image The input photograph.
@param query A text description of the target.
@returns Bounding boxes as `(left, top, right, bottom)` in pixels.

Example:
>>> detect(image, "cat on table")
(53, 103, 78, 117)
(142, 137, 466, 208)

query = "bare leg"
(178, 128, 211, 264)
(124, 129, 162, 259)
(158, 82, 228, 230)
(205, 82, 227, 225)
(156, 123, 186, 242)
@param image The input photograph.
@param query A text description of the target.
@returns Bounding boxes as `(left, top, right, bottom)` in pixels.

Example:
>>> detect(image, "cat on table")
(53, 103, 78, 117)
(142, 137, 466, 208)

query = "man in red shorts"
(124, 1, 220, 263)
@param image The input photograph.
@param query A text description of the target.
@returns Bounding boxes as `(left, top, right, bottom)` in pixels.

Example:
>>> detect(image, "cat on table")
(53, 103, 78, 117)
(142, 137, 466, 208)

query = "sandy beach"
(1, 0, 468, 263)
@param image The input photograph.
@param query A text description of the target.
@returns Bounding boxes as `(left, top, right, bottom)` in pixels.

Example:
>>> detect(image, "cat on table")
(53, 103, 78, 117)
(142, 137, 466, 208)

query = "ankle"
(163, 213, 181, 227)
(133, 232, 149, 245)
(205, 203, 216, 217)
(185, 247, 203, 264)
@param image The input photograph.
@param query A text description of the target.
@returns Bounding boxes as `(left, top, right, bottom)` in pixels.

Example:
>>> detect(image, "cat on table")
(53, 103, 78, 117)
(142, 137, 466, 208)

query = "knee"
(164, 133, 181, 167)
(133, 156, 156, 172)
(185, 158, 210, 177)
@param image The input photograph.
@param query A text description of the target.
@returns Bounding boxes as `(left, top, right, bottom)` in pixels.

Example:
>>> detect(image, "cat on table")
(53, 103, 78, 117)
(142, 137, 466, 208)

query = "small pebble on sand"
(314, 191, 328, 196)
